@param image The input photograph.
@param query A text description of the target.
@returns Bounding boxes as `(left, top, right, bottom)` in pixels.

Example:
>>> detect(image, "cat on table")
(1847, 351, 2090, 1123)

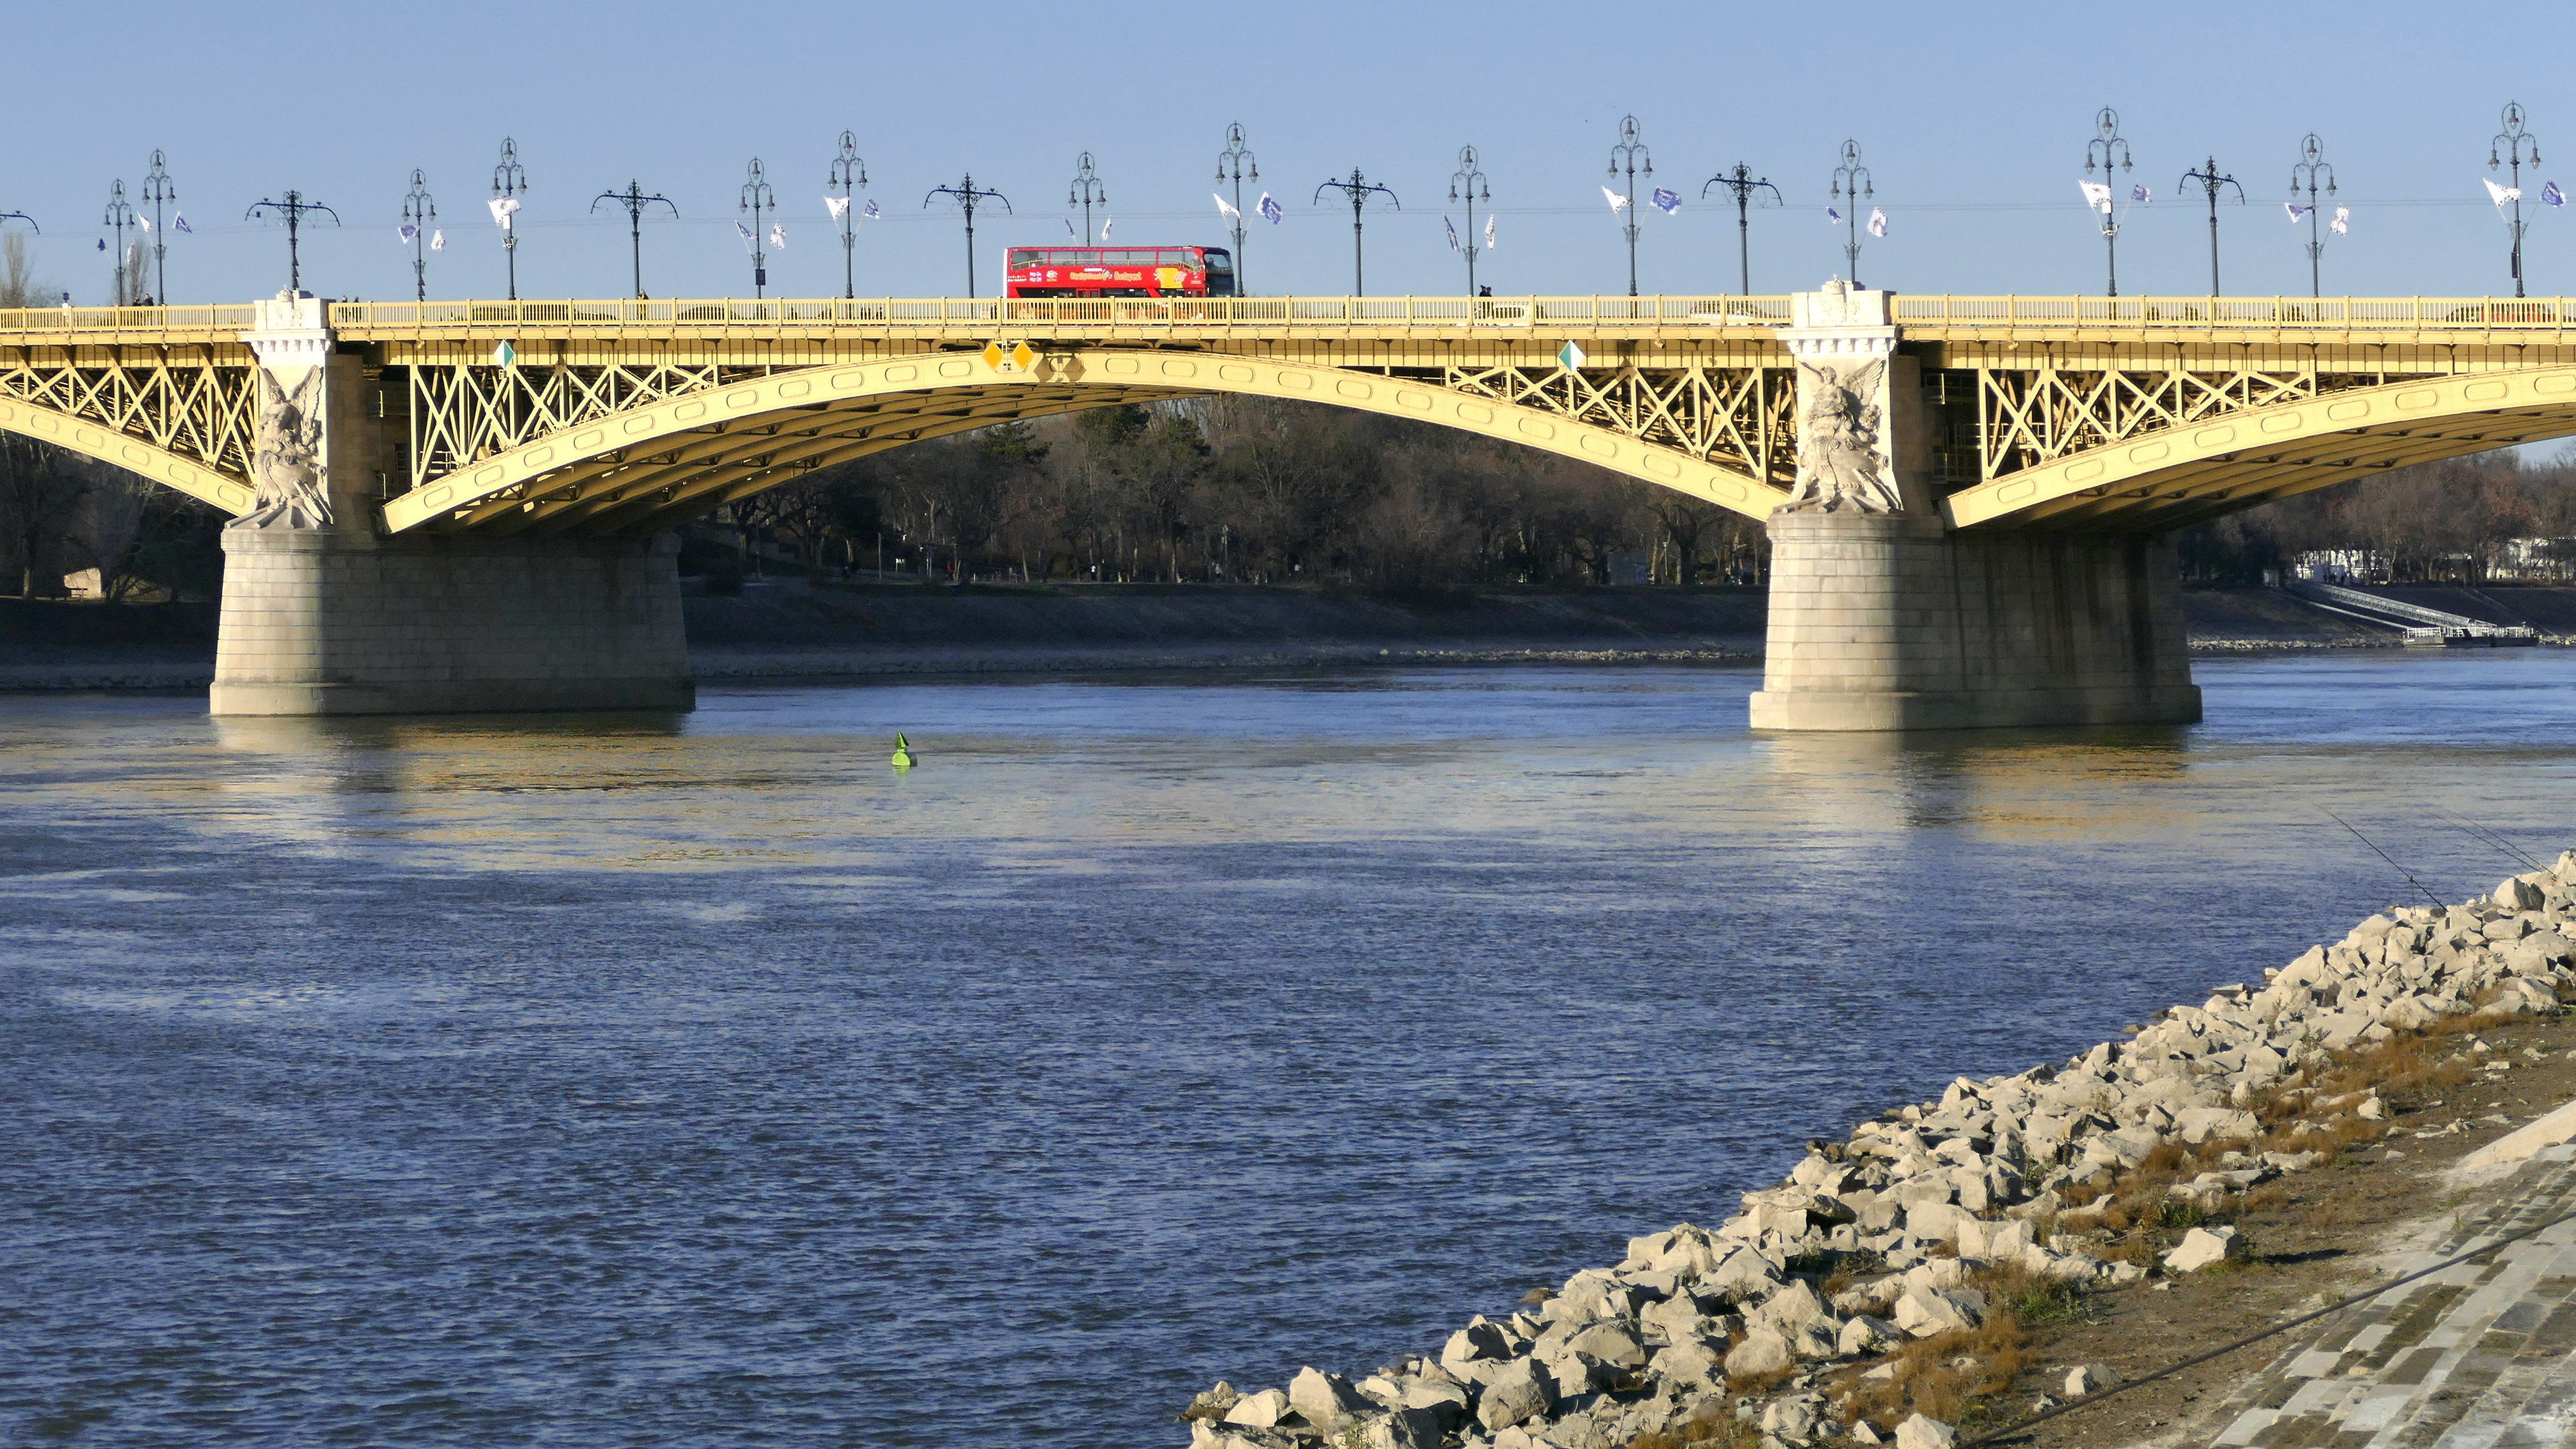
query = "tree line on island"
(721, 397, 1770, 592)
(713, 401, 2576, 591)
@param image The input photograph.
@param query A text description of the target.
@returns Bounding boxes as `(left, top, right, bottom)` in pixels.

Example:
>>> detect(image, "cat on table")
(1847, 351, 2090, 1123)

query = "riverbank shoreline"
(5, 584, 2569, 693)
(1180, 857, 2576, 1449)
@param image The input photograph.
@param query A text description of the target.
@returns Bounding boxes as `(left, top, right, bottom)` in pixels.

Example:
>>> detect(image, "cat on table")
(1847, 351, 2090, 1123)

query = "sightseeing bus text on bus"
(1004, 246, 1236, 298)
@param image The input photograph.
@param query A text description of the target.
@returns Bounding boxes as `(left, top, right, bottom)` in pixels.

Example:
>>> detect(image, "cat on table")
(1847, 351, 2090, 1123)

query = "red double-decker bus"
(1004, 245, 1236, 298)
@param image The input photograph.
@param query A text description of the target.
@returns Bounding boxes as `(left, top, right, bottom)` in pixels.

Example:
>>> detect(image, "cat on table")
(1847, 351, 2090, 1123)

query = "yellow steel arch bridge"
(6, 292, 2576, 538)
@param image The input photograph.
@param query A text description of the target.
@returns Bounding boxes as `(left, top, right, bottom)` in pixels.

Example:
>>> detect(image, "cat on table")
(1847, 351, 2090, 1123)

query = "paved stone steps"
(2202, 1144, 2576, 1447)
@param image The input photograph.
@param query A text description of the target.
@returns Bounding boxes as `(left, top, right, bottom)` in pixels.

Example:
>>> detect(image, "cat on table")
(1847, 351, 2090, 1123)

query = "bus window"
(1202, 250, 1235, 296)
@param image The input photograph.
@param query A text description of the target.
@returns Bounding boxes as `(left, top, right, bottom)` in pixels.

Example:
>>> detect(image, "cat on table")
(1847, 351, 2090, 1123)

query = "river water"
(5, 652, 2574, 1447)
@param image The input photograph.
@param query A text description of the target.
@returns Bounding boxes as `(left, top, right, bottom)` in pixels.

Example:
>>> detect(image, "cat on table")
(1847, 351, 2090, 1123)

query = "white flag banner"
(1483, 213, 1496, 250)
(1214, 192, 1241, 221)
(2285, 202, 2313, 223)
(2077, 180, 2114, 214)
(1100, 215, 1113, 239)
(825, 196, 850, 221)
(430, 228, 445, 251)
(735, 220, 755, 248)
(771, 222, 786, 248)
(400, 223, 419, 243)
(1867, 207, 1888, 238)
(136, 214, 152, 233)
(863, 200, 881, 220)
(2485, 177, 2523, 207)
(1445, 216, 1461, 252)
(487, 196, 520, 229)
(1602, 185, 1630, 213)
(1064, 218, 1078, 240)
(2331, 205, 2351, 236)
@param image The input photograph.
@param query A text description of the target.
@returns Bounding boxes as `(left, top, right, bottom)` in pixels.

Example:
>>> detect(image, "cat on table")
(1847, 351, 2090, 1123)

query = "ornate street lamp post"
(1830, 140, 1874, 286)
(829, 132, 868, 299)
(592, 180, 676, 299)
(2178, 156, 2244, 295)
(103, 180, 136, 305)
(2290, 133, 2338, 299)
(403, 170, 437, 302)
(244, 191, 339, 295)
(924, 175, 1011, 298)
(1216, 123, 1257, 293)
(490, 138, 528, 301)
(1315, 168, 1398, 296)
(2082, 107, 2134, 296)
(1067, 152, 1107, 246)
(740, 158, 775, 298)
(1606, 115, 1652, 296)
(1449, 145, 1489, 298)
(140, 150, 174, 304)
(2491, 102, 2542, 299)
(1701, 162, 1781, 296)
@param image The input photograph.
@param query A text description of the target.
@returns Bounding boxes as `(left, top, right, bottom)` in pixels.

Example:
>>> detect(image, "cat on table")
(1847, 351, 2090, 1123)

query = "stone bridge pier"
(1748, 285, 2201, 731)
(210, 295, 692, 716)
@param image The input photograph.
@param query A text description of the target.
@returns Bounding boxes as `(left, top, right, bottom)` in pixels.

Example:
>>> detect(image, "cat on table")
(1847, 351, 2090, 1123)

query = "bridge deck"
(9, 295, 2576, 349)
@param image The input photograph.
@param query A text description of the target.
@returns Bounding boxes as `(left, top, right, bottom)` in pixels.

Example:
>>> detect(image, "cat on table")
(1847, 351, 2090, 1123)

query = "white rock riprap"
(1183, 857, 2576, 1449)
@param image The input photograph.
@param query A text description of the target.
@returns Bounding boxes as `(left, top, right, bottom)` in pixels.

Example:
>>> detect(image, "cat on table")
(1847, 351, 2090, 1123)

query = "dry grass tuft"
(1626, 1403, 1758, 1449)
(1831, 1301, 2033, 1435)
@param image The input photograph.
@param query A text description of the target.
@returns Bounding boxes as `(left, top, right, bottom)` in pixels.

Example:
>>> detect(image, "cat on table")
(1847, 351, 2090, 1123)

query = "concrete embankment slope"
(683, 584, 1770, 679)
(5, 584, 2571, 690)
(1177, 860, 2576, 1449)
(0, 597, 219, 691)
(2192, 1141, 2576, 1446)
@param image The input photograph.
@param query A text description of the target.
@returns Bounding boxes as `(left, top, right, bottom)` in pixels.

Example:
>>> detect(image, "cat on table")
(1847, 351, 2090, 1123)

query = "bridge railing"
(321, 295, 1801, 330)
(1890, 295, 2576, 329)
(0, 303, 259, 335)
(9, 295, 2576, 340)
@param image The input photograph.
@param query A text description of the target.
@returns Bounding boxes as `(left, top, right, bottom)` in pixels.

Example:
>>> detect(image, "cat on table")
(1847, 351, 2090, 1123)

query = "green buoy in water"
(891, 732, 915, 770)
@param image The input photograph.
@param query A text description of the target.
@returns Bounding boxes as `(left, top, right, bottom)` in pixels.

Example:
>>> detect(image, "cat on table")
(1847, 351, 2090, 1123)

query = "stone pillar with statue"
(1748, 279, 2200, 731)
(210, 292, 694, 716)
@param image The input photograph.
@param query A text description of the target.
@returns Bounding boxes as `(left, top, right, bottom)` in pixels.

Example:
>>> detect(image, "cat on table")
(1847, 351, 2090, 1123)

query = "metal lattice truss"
(1440, 363, 1795, 486)
(378, 348, 1799, 536)
(407, 362, 768, 489)
(427, 382, 1197, 537)
(1942, 358, 2576, 529)
(0, 356, 259, 489)
(1976, 363, 2328, 481)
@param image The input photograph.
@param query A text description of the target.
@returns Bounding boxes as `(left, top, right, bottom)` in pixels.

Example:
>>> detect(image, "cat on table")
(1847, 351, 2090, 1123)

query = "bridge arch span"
(0, 394, 254, 516)
(381, 348, 1792, 536)
(1946, 365, 2576, 532)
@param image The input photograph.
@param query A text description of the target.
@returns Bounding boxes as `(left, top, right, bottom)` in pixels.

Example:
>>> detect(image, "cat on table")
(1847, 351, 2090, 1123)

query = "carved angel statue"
(238, 368, 332, 530)
(1788, 358, 1898, 513)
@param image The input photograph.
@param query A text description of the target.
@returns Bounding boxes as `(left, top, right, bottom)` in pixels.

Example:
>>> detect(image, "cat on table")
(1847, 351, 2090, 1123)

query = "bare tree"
(1, 232, 47, 308)
(0, 434, 93, 596)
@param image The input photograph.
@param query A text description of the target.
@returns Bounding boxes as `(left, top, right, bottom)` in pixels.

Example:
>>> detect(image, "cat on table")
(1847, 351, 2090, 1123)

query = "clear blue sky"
(9, 0, 2571, 304)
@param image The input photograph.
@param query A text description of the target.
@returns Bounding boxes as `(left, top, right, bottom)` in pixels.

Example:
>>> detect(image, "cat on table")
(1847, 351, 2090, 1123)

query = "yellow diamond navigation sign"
(981, 341, 1004, 369)
(1011, 341, 1037, 371)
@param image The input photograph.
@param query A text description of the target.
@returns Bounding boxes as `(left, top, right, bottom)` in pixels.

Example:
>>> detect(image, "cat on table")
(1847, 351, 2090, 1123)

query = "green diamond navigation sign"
(1558, 340, 1586, 371)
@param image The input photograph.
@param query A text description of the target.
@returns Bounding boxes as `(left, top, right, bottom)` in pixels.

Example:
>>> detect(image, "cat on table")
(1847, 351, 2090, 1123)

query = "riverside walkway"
(2204, 1144, 2576, 1447)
